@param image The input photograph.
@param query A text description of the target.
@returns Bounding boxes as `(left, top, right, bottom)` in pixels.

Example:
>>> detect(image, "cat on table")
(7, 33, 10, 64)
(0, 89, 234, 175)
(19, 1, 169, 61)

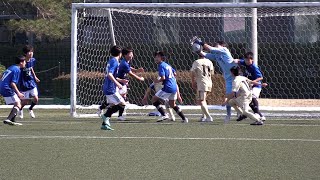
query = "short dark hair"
(217, 41, 227, 47)
(154, 51, 165, 58)
(122, 47, 133, 56)
(110, 45, 122, 57)
(244, 52, 254, 60)
(22, 45, 34, 55)
(230, 66, 240, 76)
(15, 55, 26, 64)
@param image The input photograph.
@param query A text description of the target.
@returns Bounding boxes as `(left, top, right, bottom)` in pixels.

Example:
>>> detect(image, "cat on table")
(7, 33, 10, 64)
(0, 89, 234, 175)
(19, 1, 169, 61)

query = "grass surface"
(0, 109, 319, 180)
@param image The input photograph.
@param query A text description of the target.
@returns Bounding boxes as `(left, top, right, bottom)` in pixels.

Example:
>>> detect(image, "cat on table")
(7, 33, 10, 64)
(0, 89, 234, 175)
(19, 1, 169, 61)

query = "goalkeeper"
(191, 37, 238, 123)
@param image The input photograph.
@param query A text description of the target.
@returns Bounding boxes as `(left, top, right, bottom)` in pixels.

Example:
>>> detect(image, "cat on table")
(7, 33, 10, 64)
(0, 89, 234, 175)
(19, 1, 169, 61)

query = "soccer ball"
(191, 43, 202, 53)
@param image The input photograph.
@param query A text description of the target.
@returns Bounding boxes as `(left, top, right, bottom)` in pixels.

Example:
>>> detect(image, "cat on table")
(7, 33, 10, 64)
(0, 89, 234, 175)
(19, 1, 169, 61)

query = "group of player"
(99, 36, 267, 130)
(98, 46, 188, 130)
(0, 45, 40, 126)
(191, 36, 267, 125)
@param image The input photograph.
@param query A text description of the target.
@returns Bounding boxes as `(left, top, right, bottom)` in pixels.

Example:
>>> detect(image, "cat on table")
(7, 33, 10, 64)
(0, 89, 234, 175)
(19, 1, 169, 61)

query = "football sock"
(226, 105, 231, 116)
(118, 104, 126, 117)
(250, 98, 263, 117)
(7, 106, 19, 121)
(153, 101, 165, 116)
(104, 105, 119, 118)
(29, 101, 36, 110)
(173, 106, 186, 120)
(99, 101, 109, 110)
(200, 101, 211, 119)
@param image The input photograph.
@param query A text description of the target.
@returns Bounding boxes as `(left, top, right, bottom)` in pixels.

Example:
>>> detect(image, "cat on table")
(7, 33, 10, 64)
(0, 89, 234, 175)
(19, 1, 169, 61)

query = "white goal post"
(71, 2, 320, 118)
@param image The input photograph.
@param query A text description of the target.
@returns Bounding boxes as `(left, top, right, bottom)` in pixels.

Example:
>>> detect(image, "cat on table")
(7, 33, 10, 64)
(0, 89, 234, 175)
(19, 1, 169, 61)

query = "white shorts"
(252, 87, 261, 99)
(106, 92, 125, 105)
(22, 87, 38, 99)
(116, 85, 128, 95)
(155, 90, 177, 101)
(4, 94, 21, 105)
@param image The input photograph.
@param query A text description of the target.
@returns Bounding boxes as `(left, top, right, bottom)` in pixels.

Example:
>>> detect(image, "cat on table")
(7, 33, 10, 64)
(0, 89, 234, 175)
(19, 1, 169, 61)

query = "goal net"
(71, 2, 320, 118)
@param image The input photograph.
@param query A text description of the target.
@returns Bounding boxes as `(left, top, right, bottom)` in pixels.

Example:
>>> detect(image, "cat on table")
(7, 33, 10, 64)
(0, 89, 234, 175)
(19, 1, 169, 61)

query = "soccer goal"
(71, 2, 320, 118)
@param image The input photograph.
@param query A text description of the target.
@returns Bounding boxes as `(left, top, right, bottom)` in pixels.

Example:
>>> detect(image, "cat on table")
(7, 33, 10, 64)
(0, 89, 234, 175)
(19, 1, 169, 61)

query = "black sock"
(173, 106, 186, 120)
(29, 101, 36, 110)
(250, 98, 263, 117)
(104, 105, 119, 118)
(153, 101, 165, 116)
(7, 106, 19, 121)
(118, 104, 125, 117)
(99, 101, 109, 110)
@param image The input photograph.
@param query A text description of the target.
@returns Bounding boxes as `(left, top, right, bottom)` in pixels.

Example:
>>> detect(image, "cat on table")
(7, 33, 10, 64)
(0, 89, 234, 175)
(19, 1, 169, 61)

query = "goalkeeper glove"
(190, 36, 204, 46)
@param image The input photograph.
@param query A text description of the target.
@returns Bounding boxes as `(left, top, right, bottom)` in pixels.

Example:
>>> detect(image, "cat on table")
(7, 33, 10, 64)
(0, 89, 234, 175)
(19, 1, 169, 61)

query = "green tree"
(5, 0, 81, 40)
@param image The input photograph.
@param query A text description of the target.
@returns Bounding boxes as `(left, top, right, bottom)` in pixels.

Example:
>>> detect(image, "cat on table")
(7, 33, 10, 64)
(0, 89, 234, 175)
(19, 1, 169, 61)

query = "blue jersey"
(0, 65, 21, 97)
(240, 59, 263, 88)
(205, 47, 238, 83)
(158, 61, 177, 93)
(117, 59, 131, 84)
(20, 58, 37, 91)
(103, 57, 119, 95)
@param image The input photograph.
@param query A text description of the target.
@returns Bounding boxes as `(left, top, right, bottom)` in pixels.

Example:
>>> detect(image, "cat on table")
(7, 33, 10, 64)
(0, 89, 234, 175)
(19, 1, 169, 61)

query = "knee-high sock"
(29, 101, 36, 110)
(118, 104, 125, 117)
(250, 98, 263, 117)
(173, 106, 186, 120)
(153, 101, 165, 116)
(166, 108, 174, 119)
(99, 101, 109, 110)
(7, 106, 19, 121)
(200, 101, 211, 119)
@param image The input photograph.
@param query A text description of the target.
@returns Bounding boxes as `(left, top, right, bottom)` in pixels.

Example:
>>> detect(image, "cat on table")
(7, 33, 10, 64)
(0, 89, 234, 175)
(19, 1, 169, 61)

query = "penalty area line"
(0, 135, 319, 142)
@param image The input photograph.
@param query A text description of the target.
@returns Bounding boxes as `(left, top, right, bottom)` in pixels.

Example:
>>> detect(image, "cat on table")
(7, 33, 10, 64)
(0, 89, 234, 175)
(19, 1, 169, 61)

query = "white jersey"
(190, 58, 214, 92)
(232, 76, 252, 101)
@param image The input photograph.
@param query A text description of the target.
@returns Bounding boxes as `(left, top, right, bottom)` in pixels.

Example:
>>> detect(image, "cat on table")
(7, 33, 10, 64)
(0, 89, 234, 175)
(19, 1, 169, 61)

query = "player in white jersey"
(142, 77, 175, 121)
(224, 66, 263, 125)
(190, 55, 214, 122)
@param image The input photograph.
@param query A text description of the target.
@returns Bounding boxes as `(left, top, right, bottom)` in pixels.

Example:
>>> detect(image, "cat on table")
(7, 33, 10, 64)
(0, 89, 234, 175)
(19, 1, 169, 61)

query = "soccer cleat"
(18, 110, 23, 119)
(117, 116, 126, 121)
(29, 110, 35, 118)
(100, 124, 114, 130)
(236, 115, 247, 122)
(261, 116, 266, 121)
(250, 121, 264, 126)
(3, 119, 15, 126)
(224, 115, 231, 124)
(182, 118, 189, 123)
(198, 116, 206, 122)
(206, 116, 213, 122)
(100, 114, 111, 126)
(170, 116, 176, 122)
(12, 122, 23, 126)
(157, 114, 169, 122)
(96, 109, 103, 117)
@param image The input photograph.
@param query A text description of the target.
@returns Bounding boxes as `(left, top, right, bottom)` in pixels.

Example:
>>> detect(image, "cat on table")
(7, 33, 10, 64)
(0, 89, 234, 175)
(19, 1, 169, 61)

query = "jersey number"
(1, 70, 12, 81)
(202, 65, 211, 77)
(166, 66, 174, 78)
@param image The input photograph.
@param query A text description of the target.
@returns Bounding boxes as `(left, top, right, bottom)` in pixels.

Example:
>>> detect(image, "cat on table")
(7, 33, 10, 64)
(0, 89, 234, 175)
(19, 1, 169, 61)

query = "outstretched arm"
(128, 71, 144, 81)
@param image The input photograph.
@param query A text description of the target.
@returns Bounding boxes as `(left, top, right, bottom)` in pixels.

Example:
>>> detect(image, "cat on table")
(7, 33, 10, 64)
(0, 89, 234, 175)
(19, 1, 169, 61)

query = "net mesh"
(74, 5, 320, 117)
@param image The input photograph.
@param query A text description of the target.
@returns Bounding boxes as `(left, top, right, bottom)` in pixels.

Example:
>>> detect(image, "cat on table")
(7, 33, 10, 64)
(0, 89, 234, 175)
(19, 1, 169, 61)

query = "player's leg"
(168, 93, 188, 123)
(164, 100, 175, 121)
(28, 87, 39, 118)
(196, 91, 206, 122)
(100, 92, 125, 130)
(225, 81, 233, 123)
(3, 95, 23, 126)
(250, 87, 265, 120)
(117, 85, 128, 121)
(241, 100, 263, 125)
(18, 91, 28, 119)
(152, 90, 169, 121)
(97, 100, 109, 116)
(199, 91, 212, 122)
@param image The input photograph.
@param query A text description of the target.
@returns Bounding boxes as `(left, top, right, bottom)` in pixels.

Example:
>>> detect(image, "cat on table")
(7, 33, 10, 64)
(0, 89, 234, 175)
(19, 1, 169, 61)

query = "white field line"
(0, 134, 319, 142)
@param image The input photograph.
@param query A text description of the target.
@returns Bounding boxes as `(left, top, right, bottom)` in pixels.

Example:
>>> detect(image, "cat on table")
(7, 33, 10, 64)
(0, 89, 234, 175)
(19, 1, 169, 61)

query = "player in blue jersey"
(18, 45, 40, 119)
(100, 45, 126, 130)
(142, 76, 176, 121)
(151, 51, 188, 123)
(115, 47, 144, 120)
(0, 56, 27, 126)
(235, 52, 268, 121)
(191, 37, 238, 123)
